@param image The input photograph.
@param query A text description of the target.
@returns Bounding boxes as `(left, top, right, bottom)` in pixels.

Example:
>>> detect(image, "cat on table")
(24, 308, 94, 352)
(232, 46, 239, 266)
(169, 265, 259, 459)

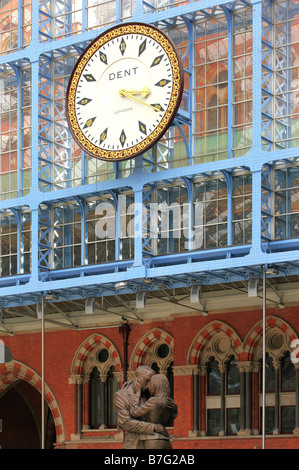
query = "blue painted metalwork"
(0, 0, 299, 309)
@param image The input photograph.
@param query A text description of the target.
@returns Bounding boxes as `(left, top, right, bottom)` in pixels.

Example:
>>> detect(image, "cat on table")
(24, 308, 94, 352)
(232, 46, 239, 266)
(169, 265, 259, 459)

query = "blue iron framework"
(0, 0, 299, 313)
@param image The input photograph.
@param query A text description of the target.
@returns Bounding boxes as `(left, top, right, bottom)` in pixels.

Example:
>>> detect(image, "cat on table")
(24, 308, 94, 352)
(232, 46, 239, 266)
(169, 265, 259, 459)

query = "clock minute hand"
(119, 89, 159, 111)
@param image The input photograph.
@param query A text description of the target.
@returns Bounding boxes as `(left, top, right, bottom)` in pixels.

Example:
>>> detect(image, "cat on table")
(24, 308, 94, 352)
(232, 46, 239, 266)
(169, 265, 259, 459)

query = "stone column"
(245, 364, 253, 433)
(82, 375, 90, 430)
(218, 364, 226, 436)
(251, 362, 260, 435)
(273, 360, 280, 435)
(192, 370, 199, 434)
(294, 365, 299, 436)
(100, 374, 108, 428)
(199, 366, 207, 436)
(238, 363, 246, 433)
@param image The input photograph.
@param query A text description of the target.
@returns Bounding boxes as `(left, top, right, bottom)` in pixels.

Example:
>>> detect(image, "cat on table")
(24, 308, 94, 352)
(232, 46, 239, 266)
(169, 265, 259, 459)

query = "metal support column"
(262, 265, 266, 449)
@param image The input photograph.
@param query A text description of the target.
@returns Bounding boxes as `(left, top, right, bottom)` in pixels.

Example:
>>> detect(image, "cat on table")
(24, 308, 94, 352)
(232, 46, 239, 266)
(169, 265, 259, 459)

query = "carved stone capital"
(69, 374, 84, 385)
(198, 366, 208, 376)
(218, 363, 227, 374)
(126, 370, 136, 382)
(172, 365, 199, 376)
(237, 361, 254, 373)
(113, 371, 123, 383)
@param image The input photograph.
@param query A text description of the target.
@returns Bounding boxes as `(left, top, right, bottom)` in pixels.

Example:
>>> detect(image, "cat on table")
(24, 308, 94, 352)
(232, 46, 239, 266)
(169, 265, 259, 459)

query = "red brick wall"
(0, 306, 298, 449)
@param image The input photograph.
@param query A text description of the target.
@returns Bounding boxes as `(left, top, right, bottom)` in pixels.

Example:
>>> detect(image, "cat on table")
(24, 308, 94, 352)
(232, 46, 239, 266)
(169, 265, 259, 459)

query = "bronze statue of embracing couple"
(113, 366, 178, 449)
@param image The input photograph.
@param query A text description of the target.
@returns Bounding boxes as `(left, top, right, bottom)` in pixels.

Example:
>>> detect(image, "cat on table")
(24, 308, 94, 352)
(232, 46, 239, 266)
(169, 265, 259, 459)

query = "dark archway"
(0, 380, 56, 449)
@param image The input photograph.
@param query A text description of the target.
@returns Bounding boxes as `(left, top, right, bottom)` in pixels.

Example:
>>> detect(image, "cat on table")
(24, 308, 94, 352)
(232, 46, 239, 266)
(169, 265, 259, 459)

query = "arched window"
(258, 337, 297, 434)
(205, 356, 240, 435)
(89, 350, 118, 429)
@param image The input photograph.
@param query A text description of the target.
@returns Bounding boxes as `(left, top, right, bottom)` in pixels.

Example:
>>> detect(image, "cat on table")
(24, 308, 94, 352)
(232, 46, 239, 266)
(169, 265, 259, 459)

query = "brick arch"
(0, 360, 64, 443)
(243, 315, 298, 361)
(71, 333, 121, 375)
(188, 321, 243, 365)
(130, 328, 174, 370)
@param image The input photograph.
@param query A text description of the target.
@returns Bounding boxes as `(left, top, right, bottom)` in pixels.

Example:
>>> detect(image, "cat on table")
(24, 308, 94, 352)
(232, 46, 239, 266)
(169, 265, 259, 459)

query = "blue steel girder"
(0, 0, 299, 307)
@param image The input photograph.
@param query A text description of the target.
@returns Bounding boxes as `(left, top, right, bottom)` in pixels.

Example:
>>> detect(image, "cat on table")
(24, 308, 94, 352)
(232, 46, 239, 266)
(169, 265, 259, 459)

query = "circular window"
(97, 348, 109, 363)
(157, 343, 170, 359)
(268, 333, 284, 350)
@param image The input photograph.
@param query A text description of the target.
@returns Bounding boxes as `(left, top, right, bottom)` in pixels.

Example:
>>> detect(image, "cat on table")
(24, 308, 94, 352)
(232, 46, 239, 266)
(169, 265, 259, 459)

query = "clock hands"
(119, 89, 160, 112)
(120, 86, 150, 98)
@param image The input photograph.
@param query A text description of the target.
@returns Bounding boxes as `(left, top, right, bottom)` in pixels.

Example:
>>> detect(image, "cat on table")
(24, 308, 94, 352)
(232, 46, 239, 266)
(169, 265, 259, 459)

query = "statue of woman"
(130, 373, 178, 449)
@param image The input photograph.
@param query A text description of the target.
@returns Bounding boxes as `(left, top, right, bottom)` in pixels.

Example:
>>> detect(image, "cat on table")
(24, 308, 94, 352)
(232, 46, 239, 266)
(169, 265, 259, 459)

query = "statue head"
(148, 373, 170, 398)
(133, 365, 155, 392)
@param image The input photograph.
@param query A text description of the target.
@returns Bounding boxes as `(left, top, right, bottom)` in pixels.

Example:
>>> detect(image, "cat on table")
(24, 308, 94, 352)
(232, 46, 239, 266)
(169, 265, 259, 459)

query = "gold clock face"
(66, 22, 184, 162)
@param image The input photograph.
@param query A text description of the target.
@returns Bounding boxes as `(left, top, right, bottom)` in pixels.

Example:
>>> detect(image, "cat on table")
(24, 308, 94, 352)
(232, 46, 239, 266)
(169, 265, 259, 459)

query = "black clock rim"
(65, 22, 184, 162)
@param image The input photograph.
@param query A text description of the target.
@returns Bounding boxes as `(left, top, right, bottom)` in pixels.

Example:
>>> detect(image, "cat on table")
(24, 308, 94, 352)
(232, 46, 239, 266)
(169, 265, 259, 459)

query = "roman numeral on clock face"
(99, 128, 108, 144)
(151, 55, 164, 67)
(138, 121, 147, 135)
(139, 39, 146, 56)
(84, 117, 96, 129)
(120, 38, 126, 56)
(77, 97, 92, 106)
(151, 104, 164, 112)
(100, 52, 108, 65)
(155, 79, 171, 87)
(120, 130, 126, 147)
(83, 74, 96, 82)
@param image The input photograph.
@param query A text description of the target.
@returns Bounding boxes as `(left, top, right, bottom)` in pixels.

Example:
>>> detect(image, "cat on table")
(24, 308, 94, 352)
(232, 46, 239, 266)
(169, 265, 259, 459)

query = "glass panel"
(207, 409, 221, 435)
(265, 355, 275, 393)
(227, 408, 240, 435)
(207, 359, 221, 395)
(227, 359, 240, 394)
(281, 406, 295, 434)
(265, 406, 275, 434)
(281, 352, 296, 391)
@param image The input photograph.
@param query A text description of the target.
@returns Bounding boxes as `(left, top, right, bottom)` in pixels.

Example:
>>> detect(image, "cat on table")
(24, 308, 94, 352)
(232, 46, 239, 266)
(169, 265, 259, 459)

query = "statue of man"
(113, 365, 169, 449)
(129, 373, 178, 449)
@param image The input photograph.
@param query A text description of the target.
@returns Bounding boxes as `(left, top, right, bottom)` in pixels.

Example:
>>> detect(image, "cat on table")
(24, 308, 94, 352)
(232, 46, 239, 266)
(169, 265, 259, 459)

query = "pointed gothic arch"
(71, 333, 122, 376)
(243, 315, 298, 361)
(0, 360, 65, 443)
(188, 320, 243, 365)
(129, 327, 174, 372)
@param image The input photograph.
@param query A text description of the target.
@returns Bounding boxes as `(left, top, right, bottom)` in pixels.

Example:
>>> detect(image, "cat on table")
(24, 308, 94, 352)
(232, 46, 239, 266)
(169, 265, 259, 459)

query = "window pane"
(227, 408, 240, 435)
(207, 360, 221, 395)
(207, 409, 221, 435)
(262, 355, 275, 392)
(90, 367, 103, 428)
(281, 406, 295, 434)
(227, 359, 240, 394)
(265, 407, 275, 434)
(281, 352, 296, 392)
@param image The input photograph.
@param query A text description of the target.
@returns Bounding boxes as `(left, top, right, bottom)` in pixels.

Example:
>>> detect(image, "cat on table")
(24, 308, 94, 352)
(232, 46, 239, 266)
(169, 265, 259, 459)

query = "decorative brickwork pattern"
(130, 328, 174, 371)
(243, 315, 298, 361)
(71, 333, 121, 375)
(188, 321, 243, 365)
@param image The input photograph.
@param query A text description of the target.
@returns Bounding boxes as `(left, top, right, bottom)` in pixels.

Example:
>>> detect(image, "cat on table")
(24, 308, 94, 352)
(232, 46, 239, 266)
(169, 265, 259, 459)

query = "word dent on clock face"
(109, 67, 138, 80)
(69, 24, 183, 161)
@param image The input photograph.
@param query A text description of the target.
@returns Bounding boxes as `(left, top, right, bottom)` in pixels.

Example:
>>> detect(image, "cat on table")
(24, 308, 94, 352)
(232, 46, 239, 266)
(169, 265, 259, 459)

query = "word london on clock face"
(66, 23, 184, 162)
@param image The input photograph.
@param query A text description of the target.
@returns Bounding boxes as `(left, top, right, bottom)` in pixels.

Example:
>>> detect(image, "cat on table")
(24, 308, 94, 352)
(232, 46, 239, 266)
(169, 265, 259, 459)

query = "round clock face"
(66, 22, 184, 162)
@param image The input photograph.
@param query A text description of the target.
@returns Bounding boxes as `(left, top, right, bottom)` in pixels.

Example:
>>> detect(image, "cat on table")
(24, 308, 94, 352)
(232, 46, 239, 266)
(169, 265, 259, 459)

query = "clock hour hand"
(121, 87, 150, 98)
(119, 89, 159, 111)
